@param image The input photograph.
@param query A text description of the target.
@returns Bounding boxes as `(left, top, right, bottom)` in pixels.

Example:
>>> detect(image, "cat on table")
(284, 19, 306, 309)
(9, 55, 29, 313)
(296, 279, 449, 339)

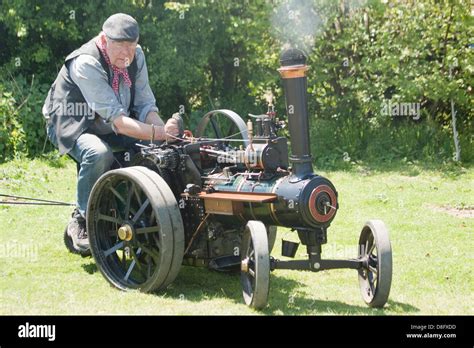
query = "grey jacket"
(42, 37, 158, 154)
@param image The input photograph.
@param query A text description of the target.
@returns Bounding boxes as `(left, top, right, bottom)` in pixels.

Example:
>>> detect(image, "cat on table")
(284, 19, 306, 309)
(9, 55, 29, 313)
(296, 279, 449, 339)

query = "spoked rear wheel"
(240, 220, 270, 309)
(87, 166, 184, 292)
(358, 220, 392, 308)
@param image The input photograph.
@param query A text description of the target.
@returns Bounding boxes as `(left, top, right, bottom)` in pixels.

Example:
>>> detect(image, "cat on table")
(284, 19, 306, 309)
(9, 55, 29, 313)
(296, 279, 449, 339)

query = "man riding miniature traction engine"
(42, 13, 181, 255)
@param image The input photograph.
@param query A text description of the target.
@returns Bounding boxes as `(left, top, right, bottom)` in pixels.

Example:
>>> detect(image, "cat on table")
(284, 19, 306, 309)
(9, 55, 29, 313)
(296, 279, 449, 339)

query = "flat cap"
(102, 13, 139, 42)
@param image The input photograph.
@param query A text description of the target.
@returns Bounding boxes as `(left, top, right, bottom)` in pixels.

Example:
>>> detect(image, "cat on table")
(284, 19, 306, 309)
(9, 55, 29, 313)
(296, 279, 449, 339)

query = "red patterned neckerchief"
(95, 37, 132, 94)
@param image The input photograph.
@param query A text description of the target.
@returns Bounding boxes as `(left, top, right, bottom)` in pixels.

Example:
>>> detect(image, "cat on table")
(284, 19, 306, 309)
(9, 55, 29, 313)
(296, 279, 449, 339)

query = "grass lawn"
(0, 156, 472, 315)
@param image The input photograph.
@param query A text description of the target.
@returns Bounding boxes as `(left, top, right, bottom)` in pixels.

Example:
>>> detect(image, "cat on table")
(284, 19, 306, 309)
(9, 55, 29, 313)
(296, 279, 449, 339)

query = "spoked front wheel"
(358, 220, 392, 308)
(240, 220, 270, 309)
(87, 166, 184, 292)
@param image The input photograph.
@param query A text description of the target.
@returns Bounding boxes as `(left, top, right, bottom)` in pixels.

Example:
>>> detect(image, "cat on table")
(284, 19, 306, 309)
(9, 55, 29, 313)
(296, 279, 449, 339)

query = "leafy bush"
(0, 88, 26, 161)
(0, 73, 52, 161)
(0, 0, 471, 165)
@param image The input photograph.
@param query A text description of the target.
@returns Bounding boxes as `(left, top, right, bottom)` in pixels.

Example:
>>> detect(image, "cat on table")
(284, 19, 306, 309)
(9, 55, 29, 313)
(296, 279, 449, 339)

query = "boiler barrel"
(212, 174, 338, 229)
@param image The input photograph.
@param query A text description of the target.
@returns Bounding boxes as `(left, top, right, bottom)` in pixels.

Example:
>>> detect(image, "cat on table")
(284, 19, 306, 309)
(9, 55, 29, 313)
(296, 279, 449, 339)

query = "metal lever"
(324, 201, 337, 210)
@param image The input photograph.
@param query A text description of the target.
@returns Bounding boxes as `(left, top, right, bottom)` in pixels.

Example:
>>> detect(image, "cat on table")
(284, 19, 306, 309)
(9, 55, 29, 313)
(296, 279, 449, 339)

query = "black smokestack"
(278, 48, 313, 178)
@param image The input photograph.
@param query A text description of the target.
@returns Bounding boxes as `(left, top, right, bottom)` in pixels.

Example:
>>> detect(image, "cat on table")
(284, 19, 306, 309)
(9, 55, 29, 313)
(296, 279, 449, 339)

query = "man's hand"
(164, 117, 180, 142)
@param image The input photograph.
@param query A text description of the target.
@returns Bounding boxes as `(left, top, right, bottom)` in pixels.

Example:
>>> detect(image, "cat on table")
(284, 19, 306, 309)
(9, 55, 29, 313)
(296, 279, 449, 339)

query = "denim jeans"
(47, 124, 138, 217)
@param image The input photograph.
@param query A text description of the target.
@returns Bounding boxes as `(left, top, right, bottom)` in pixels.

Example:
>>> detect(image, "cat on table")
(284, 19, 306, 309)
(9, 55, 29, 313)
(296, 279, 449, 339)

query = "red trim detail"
(308, 185, 337, 223)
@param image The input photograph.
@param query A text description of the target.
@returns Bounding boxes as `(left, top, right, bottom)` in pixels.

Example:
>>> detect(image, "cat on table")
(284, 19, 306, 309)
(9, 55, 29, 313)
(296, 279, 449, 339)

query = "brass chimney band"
(277, 65, 309, 79)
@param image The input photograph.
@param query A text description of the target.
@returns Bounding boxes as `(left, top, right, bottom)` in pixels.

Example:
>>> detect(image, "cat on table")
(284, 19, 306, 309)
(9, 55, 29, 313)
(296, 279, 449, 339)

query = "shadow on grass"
(385, 300, 419, 313)
(82, 262, 98, 274)
(160, 265, 243, 301)
(76, 249, 418, 315)
(261, 275, 418, 315)
(76, 258, 418, 314)
(268, 298, 419, 315)
(149, 266, 419, 315)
